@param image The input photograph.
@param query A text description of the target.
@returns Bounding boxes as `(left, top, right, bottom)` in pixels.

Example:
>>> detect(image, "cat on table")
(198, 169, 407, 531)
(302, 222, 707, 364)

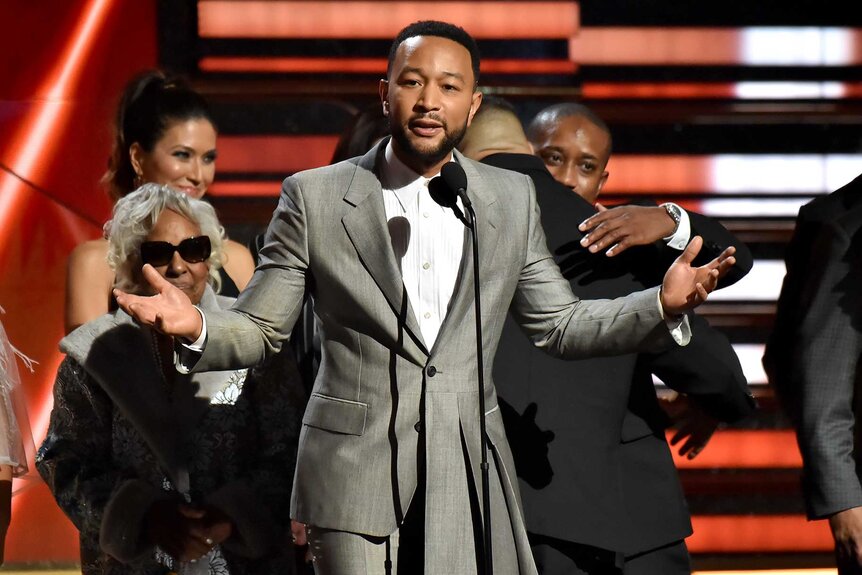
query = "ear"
(378, 79, 390, 117)
(129, 142, 145, 177)
(466, 90, 483, 127)
(597, 169, 609, 194)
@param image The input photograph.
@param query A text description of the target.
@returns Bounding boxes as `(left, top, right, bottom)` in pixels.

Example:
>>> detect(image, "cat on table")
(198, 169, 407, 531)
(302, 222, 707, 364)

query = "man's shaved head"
(459, 95, 532, 161)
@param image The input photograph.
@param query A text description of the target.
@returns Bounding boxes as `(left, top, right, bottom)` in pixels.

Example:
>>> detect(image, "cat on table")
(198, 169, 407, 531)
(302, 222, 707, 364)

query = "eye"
(579, 161, 597, 173)
(172, 150, 191, 159)
(541, 152, 563, 166)
(442, 83, 459, 92)
(203, 151, 217, 164)
(400, 78, 421, 87)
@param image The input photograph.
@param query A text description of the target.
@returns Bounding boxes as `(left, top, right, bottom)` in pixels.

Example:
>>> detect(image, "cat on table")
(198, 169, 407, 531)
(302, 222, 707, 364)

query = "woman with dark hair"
(329, 103, 389, 164)
(65, 70, 255, 334)
(40, 184, 301, 574)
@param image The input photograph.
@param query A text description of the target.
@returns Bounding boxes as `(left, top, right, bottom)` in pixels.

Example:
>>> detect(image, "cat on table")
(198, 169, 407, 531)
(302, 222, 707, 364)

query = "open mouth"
(410, 119, 444, 137)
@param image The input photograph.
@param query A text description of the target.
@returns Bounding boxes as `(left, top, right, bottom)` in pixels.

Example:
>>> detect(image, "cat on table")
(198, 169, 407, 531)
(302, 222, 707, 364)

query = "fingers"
(142, 263, 172, 293)
(596, 202, 608, 212)
(178, 505, 207, 519)
(678, 235, 703, 265)
(578, 210, 612, 233)
(292, 520, 308, 546)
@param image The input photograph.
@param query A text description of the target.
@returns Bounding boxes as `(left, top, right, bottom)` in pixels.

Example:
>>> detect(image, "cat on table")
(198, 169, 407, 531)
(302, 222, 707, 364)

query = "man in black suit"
(459, 98, 756, 574)
(764, 176, 862, 573)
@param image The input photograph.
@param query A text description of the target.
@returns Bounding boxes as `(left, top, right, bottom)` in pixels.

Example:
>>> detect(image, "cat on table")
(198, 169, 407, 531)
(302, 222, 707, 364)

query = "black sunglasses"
(140, 236, 211, 267)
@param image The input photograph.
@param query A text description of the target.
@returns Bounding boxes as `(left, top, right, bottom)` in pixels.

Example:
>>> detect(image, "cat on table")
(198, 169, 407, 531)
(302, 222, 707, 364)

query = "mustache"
(410, 113, 446, 126)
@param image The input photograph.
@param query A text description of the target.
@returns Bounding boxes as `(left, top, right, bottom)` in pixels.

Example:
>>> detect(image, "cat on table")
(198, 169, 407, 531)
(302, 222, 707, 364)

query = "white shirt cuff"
(656, 290, 691, 346)
(663, 203, 691, 250)
(174, 306, 207, 374)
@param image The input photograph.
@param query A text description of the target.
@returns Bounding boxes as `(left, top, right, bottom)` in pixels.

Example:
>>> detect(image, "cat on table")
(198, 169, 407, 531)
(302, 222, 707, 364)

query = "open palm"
(660, 236, 736, 316)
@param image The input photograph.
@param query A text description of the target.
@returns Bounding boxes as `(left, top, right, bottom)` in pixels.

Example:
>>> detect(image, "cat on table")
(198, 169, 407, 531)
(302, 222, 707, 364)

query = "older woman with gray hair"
(38, 184, 302, 574)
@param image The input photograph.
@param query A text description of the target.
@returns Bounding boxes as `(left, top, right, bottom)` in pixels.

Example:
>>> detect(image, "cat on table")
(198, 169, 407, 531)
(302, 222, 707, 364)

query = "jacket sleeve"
(204, 354, 305, 558)
(509, 175, 687, 359)
(792, 218, 862, 519)
(687, 210, 753, 288)
(36, 358, 168, 562)
(644, 312, 755, 423)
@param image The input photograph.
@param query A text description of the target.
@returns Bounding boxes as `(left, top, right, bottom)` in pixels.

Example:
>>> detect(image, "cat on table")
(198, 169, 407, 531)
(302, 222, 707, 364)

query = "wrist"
(659, 288, 683, 320)
(660, 203, 682, 237)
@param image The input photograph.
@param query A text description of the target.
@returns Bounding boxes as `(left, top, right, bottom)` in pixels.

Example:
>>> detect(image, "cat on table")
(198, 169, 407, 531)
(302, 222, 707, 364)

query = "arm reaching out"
(659, 236, 736, 316)
(113, 264, 203, 341)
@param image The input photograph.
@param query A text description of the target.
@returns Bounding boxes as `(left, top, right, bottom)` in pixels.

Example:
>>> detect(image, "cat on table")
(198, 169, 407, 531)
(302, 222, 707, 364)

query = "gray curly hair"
(105, 183, 225, 294)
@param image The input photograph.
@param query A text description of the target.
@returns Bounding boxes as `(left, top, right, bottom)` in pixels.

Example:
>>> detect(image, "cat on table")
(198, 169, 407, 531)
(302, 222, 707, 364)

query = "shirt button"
(423, 262, 431, 270)
(424, 312, 431, 319)
(423, 212, 430, 218)
(414, 420, 423, 432)
(427, 365, 437, 377)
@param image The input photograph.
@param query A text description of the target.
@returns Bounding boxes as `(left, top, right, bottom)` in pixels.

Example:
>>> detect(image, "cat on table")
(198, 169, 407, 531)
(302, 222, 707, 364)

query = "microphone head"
(429, 175, 458, 208)
(441, 162, 468, 194)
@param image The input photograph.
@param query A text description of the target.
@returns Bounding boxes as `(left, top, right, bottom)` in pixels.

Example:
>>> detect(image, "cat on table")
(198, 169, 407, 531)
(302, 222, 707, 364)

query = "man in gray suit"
(117, 20, 736, 575)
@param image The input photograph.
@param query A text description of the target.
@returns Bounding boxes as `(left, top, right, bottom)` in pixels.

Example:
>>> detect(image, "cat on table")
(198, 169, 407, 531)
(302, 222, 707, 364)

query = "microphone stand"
(430, 170, 492, 574)
(462, 198, 493, 575)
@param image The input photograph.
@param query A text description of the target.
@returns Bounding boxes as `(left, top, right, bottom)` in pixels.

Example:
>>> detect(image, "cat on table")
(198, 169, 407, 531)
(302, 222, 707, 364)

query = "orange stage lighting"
(198, 1, 580, 39)
(583, 81, 862, 100)
(216, 135, 340, 174)
(199, 56, 578, 75)
(688, 515, 833, 553)
(669, 430, 802, 469)
(573, 27, 862, 66)
(211, 145, 855, 198)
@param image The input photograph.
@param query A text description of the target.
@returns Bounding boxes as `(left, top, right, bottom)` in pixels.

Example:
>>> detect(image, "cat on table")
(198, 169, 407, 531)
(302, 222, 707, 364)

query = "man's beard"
(390, 115, 468, 168)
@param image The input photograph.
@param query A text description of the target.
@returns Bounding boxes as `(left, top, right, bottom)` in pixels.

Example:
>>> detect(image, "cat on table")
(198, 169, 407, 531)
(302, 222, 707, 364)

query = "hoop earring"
(133, 172, 144, 188)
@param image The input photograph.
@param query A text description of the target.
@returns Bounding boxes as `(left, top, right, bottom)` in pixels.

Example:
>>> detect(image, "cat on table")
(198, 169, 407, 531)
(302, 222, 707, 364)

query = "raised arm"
(509, 182, 735, 359)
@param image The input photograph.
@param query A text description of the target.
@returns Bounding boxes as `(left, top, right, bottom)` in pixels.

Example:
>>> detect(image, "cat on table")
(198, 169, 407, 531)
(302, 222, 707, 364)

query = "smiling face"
(531, 114, 611, 204)
(141, 209, 209, 304)
(130, 118, 217, 199)
(380, 35, 482, 176)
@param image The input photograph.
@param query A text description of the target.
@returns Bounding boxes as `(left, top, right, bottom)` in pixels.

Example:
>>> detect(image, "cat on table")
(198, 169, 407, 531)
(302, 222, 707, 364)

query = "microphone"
(441, 162, 472, 208)
(429, 174, 467, 225)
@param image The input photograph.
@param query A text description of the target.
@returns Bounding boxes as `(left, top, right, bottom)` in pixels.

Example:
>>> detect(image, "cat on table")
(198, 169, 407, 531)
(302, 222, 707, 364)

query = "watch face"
(665, 204, 681, 223)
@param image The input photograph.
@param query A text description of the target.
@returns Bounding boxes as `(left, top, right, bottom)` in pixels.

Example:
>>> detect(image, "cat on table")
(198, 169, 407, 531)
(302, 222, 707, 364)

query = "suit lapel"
(432, 152, 500, 354)
(342, 142, 429, 358)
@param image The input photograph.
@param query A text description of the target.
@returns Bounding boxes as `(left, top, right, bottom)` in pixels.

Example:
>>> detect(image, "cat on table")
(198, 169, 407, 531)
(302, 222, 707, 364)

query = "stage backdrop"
(0, 0, 156, 562)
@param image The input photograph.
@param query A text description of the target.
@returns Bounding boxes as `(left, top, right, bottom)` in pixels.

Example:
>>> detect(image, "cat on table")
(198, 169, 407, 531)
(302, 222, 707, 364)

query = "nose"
(416, 84, 441, 111)
(187, 159, 203, 185)
(165, 250, 188, 277)
(559, 163, 578, 191)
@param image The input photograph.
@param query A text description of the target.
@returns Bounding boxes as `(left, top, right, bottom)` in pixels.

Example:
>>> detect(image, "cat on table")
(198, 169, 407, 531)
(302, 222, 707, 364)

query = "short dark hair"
(387, 20, 480, 86)
(102, 70, 216, 201)
(527, 102, 613, 155)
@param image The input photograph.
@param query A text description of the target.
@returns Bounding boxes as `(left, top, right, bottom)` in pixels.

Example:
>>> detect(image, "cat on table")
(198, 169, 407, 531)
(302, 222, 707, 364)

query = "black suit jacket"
(487, 153, 755, 555)
(765, 173, 862, 425)
(765, 174, 862, 519)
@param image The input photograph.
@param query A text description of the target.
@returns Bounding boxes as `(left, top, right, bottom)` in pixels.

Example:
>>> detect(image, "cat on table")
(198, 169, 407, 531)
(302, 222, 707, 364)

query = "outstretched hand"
(660, 236, 736, 316)
(113, 264, 202, 341)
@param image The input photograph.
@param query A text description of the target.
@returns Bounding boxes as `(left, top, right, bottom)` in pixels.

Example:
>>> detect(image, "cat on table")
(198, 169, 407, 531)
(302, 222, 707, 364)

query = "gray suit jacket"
(193, 142, 680, 572)
(791, 201, 862, 519)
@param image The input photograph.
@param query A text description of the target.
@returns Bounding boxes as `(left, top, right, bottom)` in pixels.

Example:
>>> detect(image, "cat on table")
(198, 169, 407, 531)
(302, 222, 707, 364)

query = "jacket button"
(426, 365, 437, 377)
(414, 421, 422, 432)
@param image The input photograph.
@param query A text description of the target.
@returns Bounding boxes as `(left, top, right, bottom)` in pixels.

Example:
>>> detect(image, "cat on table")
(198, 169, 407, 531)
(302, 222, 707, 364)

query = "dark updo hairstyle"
(102, 70, 216, 201)
(330, 103, 390, 164)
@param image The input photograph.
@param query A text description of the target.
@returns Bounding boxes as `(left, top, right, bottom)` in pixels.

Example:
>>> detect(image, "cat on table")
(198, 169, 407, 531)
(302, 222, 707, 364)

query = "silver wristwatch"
(662, 202, 682, 234)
